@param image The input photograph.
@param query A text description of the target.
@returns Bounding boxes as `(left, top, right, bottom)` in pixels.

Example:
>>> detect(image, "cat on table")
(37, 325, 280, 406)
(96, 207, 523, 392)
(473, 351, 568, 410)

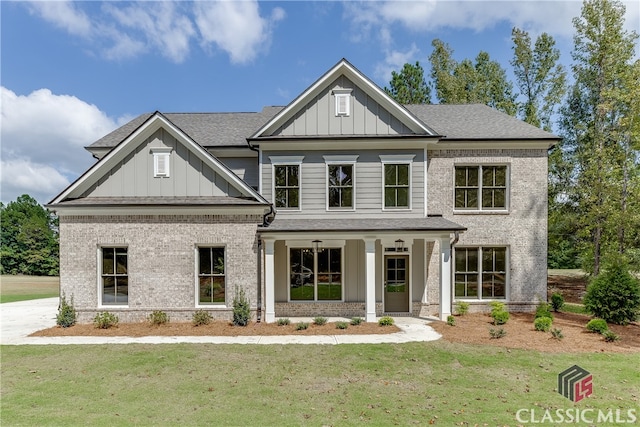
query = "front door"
(384, 255, 409, 312)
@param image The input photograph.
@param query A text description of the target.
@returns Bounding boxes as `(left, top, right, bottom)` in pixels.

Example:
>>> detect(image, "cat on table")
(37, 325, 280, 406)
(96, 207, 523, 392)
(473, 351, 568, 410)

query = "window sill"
(453, 210, 509, 215)
(196, 304, 229, 309)
(287, 300, 345, 303)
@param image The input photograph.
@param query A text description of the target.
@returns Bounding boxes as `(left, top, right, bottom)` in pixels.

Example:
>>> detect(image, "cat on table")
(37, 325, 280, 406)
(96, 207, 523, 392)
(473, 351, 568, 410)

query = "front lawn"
(1, 342, 637, 426)
(0, 276, 59, 303)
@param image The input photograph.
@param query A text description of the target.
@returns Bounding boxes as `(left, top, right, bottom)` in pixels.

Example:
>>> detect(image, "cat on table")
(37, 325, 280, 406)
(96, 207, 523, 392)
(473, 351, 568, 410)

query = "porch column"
(364, 238, 377, 322)
(439, 238, 452, 320)
(264, 239, 275, 323)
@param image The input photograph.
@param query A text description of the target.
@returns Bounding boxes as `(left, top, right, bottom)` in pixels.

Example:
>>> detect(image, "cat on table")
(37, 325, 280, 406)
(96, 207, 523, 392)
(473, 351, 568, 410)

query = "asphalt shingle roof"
(50, 196, 268, 207)
(259, 217, 466, 233)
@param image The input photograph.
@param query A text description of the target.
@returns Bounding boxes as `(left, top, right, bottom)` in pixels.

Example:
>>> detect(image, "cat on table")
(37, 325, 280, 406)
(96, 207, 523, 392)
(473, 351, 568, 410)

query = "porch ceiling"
(259, 216, 466, 234)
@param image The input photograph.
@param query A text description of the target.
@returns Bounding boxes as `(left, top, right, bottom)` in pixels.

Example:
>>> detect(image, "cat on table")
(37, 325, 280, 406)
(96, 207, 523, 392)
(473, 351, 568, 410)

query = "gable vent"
(151, 148, 172, 178)
(333, 89, 352, 117)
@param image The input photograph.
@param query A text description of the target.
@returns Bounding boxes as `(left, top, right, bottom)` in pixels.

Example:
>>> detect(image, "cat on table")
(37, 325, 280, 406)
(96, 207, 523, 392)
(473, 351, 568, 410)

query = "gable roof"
(50, 112, 269, 206)
(249, 58, 438, 139)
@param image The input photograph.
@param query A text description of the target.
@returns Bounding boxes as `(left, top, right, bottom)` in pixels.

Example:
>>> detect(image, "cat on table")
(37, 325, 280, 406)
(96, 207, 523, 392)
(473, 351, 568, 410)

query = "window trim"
(380, 155, 415, 211)
(151, 147, 172, 178)
(324, 155, 358, 211)
(270, 156, 304, 212)
(285, 240, 345, 302)
(453, 164, 510, 213)
(97, 245, 129, 308)
(453, 246, 509, 301)
(195, 245, 228, 308)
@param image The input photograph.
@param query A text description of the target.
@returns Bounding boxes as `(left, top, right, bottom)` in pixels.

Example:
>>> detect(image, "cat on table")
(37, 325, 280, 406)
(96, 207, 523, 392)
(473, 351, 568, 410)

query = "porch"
(259, 217, 466, 323)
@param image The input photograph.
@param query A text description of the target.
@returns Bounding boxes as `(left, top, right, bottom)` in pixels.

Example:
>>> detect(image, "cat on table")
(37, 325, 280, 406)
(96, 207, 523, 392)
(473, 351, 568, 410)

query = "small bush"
(583, 261, 640, 325)
(550, 293, 565, 312)
(192, 310, 212, 326)
(489, 301, 505, 316)
(446, 315, 456, 326)
(313, 316, 328, 326)
(489, 328, 506, 339)
(56, 293, 77, 328)
(378, 316, 394, 326)
(535, 302, 554, 320)
(232, 288, 251, 326)
(350, 317, 363, 326)
(586, 318, 608, 334)
(93, 312, 118, 329)
(295, 322, 309, 331)
(534, 316, 553, 332)
(455, 302, 470, 316)
(602, 330, 620, 342)
(491, 309, 509, 325)
(336, 321, 349, 330)
(277, 318, 291, 326)
(148, 310, 169, 325)
(550, 328, 564, 340)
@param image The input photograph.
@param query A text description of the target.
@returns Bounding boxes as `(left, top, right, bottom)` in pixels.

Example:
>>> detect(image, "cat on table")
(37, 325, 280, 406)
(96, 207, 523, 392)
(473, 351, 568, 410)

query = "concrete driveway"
(0, 298, 442, 345)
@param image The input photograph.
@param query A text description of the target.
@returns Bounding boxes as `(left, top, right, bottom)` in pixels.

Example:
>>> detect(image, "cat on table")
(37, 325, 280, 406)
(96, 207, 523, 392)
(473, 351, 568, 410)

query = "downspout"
(256, 238, 262, 323)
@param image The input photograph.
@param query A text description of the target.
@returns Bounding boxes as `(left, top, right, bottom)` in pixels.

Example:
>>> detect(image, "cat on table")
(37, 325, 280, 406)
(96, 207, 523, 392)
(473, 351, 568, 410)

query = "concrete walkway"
(0, 297, 442, 345)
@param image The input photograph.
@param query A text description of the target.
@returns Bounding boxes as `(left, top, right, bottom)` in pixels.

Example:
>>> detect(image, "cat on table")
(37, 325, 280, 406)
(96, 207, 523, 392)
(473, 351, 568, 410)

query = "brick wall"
(59, 214, 262, 323)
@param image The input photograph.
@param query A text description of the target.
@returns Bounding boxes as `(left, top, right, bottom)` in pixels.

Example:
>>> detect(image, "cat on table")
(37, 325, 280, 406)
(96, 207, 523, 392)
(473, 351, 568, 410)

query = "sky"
(1, 0, 639, 205)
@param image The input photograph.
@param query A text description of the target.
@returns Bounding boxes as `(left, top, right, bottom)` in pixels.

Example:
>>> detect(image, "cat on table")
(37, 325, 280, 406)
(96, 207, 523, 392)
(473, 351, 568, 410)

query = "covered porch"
(259, 217, 465, 323)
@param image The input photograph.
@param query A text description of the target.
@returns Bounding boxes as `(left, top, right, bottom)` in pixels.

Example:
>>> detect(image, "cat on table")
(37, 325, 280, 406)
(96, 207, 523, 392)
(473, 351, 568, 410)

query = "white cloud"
(0, 87, 127, 204)
(27, 0, 92, 37)
(374, 45, 421, 81)
(194, 1, 285, 64)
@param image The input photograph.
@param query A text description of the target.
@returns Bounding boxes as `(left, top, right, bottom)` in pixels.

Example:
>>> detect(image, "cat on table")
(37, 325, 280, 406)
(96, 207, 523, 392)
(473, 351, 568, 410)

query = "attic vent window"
(333, 89, 352, 117)
(151, 148, 172, 178)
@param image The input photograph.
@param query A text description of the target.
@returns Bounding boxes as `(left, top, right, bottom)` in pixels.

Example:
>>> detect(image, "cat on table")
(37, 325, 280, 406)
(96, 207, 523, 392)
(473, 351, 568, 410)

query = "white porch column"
(364, 238, 377, 323)
(439, 238, 452, 320)
(264, 239, 276, 323)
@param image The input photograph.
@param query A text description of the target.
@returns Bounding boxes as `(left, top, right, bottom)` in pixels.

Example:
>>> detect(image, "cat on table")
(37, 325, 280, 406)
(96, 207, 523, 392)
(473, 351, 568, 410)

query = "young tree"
(0, 194, 59, 275)
(428, 39, 517, 115)
(560, 0, 639, 274)
(384, 61, 431, 104)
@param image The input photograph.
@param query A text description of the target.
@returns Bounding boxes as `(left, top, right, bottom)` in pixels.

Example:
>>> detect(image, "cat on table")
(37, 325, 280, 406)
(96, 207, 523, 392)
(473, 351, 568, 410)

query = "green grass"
(0, 275, 59, 303)
(563, 302, 589, 315)
(1, 342, 638, 426)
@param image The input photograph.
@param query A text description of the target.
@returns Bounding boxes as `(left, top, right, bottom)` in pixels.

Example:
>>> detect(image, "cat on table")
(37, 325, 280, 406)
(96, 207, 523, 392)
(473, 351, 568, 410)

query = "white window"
(380, 155, 415, 210)
(270, 156, 304, 211)
(324, 155, 358, 211)
(100, 246, 128, 306)
(455, 247, 508, 300)
(454, 165, 509, 211)
(151, 148, 172, 178)
(333, 89, 352, 116)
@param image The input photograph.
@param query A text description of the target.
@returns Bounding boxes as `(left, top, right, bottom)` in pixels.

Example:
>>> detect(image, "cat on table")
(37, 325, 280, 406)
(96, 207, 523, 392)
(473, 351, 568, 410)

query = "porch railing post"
(264, 239, 276, 323)
(364, 238, 377, 322)
(439, 238, 452, 320)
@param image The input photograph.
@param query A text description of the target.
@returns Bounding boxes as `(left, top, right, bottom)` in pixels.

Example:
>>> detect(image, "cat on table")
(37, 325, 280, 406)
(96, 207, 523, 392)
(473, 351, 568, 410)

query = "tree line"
(384, 0, 639, 275)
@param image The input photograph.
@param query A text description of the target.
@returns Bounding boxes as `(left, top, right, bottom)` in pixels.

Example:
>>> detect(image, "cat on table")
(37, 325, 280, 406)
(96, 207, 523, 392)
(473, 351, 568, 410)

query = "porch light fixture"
(395, 239, 405, 251)
(312, 240, 323, 253)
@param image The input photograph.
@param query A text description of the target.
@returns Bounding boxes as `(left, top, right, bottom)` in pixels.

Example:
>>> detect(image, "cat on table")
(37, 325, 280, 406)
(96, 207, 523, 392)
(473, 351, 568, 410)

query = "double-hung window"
(101, 247, 128, 305)
(380, 155, 414, 210)
(455, 165, 508, 210)
(271, 156, 303, 210)
(455, 247, 507, 299)
(289, 246, 342, 301)
(325, 155, 357, 210)
(198, 247, 226, 304)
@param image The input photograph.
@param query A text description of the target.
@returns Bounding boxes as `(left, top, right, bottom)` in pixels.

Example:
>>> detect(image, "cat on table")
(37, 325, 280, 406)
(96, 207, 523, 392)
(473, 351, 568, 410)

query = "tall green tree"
(510, 28, 567, 131)
(428, 39, 517, 115)
(558, 0, 640, 274)
(0, 194, 59, 275)
(384, 61, 431, 104)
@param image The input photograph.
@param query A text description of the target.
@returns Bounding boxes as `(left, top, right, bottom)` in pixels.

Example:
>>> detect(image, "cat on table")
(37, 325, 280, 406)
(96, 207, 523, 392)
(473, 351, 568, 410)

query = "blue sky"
(1, 0, 638, 204)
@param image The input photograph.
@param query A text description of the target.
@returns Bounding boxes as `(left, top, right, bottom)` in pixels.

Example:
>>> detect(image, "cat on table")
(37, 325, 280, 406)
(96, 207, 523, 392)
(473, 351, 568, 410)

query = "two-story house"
(48, 59, 558, 323)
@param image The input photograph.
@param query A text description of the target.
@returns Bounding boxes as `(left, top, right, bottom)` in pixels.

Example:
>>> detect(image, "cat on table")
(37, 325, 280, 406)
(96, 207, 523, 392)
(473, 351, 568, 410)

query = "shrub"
(350, 317, 363, 326)
(583, 262, 640, 325)
(148, 310, 169, 325)
(378, 316, 394, 326)
(489, 301, 505, 316)
(446, 315, 456, 326)
(491, 309, 509, 325)
(313, 316, 328, 326)
(534, 316, 552, 332)
(232, 288, 251, 326)
(489, 328, 506, 339)
(336, 321, 349, 330)
(550, 293, 565, 312)
(550, 328, 564, 340)
(93, 312, 118, 329)
(535, 302, 554, 320)
(455, 302, 470, 316)
(586, 318, 608, 334)
(602, 330, 620, 342)
(192, 310, 212, 326)
(277, 318, 291, 326)
(295, 322, 309, 331)
(56, 293, 77, 328)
